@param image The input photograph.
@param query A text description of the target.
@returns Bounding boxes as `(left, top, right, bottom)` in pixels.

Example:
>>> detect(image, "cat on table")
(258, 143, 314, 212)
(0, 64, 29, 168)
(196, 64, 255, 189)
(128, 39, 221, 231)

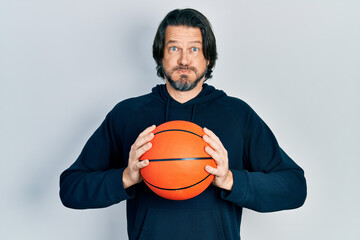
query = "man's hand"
(123, 125, 156, 189)
(203, 127, 233, 191)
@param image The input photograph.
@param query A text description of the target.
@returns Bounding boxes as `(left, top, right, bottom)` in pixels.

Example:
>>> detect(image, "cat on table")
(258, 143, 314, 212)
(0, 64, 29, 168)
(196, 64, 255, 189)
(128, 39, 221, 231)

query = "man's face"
(162, 25, 208, 92)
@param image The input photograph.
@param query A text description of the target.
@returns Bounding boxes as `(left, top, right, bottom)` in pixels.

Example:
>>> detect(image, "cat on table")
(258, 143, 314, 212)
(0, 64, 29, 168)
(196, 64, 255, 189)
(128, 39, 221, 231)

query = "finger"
(134, 131, 154, 150)
(205, 165, 219, 176)
(136, 159, 149, 170)
(205, 146, 222, 165)
(138, 125, 156, 139)
(203, 127, 219, 141)
(132, 125, 155, 151)
(135, 142, 152, 159)
(203, 127, 225, 149)
(203, 134, 222, 153)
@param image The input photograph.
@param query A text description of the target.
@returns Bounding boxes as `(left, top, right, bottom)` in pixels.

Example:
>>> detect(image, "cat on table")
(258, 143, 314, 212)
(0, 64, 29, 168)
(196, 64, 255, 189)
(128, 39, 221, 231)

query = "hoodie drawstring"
(164, 100, 197, 123)
(165, 98, 170, 122)
(191, 103, 196, 122)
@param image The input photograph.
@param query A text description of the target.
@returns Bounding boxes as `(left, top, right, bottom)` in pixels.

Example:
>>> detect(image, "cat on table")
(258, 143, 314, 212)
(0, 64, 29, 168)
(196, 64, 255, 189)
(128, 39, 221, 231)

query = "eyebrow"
(166, 40, 202, 46)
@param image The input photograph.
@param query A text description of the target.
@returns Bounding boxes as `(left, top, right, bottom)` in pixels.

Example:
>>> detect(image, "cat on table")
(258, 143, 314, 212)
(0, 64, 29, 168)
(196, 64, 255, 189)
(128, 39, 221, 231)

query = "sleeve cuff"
(221, 169, 248, 205)
(108, 168, 136, 203)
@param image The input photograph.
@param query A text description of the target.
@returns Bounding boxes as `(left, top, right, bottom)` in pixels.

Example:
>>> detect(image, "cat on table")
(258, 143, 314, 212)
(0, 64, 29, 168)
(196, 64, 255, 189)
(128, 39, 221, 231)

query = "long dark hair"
(152, 8, 218, 81)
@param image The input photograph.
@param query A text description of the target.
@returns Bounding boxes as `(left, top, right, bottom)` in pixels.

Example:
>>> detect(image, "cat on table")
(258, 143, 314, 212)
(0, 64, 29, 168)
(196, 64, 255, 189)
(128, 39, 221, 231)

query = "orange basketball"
(139, 120, 216, 200)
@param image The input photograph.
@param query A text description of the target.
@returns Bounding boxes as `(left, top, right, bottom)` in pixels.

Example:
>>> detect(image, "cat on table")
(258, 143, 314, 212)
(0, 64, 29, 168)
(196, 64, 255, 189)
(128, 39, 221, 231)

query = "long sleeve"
(222, 109, 307, 212)
(59, 110, 133, 209)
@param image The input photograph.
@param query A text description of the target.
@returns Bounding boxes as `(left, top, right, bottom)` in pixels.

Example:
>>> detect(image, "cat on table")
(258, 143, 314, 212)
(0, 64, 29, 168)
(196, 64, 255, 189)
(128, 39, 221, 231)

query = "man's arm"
(59, 111, 128, 209)
(59, 107, 154, 209)
(203, 116, 307, 212)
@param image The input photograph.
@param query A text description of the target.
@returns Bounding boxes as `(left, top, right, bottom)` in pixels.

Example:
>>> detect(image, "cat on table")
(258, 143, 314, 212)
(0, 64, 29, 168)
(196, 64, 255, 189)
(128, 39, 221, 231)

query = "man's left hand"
(203, 127, 233, 191)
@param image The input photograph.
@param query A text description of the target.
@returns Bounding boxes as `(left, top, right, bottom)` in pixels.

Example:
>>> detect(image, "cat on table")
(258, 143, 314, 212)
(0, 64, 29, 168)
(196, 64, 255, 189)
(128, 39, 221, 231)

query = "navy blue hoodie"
(60, 84, 307, 240)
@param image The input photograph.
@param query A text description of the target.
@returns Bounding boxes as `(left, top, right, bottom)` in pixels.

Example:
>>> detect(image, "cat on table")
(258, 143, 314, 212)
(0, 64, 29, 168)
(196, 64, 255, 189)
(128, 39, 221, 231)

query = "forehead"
(165, 25, 202, 44)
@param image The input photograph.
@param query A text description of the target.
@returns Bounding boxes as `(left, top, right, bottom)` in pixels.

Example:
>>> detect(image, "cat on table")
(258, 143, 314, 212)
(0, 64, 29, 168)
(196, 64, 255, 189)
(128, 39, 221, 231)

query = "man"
(60, 8, 307, 240)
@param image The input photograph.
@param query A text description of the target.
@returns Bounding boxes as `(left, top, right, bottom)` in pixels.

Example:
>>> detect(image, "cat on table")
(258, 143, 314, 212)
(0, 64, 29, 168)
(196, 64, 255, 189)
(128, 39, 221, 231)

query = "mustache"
(172, 65, 197, 72)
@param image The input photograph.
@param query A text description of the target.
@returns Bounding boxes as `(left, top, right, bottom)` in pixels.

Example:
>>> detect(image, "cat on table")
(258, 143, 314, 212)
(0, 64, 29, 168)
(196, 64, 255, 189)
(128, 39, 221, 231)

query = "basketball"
(139, 120, 216, 200)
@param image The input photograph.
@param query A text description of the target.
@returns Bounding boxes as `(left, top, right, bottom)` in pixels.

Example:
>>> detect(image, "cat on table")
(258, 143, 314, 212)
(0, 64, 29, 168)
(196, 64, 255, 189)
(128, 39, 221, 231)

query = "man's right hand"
(122, 125, 156, 189)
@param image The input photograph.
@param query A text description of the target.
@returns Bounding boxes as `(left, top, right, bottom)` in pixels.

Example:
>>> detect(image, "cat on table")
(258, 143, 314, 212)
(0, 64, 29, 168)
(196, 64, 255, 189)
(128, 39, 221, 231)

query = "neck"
(165, 81, 204, 103)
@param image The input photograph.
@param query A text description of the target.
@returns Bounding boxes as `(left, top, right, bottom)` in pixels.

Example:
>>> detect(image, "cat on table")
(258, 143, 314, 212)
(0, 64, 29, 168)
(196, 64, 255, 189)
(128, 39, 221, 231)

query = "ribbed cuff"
(221, 169, 248, 206)
(108, 168, 136, 203)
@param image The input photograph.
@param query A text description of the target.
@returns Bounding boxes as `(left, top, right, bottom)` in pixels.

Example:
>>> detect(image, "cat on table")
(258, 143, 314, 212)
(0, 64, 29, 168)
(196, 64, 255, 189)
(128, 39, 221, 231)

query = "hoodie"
(60, 84, 307, 240)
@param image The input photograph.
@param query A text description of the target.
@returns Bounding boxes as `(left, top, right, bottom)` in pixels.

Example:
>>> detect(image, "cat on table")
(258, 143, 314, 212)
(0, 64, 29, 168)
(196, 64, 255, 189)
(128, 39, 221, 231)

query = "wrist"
(222, 170, 233, 191)
(122, 168, 132, 189)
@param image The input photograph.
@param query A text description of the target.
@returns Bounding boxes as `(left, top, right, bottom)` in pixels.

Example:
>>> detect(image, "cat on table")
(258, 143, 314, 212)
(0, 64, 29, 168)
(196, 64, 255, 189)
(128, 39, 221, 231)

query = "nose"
(178, 51, 190, 66)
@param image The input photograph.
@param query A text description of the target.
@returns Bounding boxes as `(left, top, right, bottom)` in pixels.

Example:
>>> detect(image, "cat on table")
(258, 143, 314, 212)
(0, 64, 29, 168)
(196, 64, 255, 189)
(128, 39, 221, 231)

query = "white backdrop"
(1, 0, 359, 239)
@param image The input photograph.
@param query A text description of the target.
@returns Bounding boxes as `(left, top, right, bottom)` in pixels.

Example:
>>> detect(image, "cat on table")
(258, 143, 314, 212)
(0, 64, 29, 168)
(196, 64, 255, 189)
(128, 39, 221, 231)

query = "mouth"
(175, 66, 195, 74)
(177, 69, 191, 74)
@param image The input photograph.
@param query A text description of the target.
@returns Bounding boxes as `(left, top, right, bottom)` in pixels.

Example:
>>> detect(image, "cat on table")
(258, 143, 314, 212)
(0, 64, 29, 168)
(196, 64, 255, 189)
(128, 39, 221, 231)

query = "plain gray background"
(1, 0, 359, 239)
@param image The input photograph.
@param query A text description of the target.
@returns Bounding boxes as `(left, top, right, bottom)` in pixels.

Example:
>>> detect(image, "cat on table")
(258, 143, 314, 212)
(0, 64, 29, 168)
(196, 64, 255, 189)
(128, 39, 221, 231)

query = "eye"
(170, 46, 178, 52)
(192, 47, 199, 52)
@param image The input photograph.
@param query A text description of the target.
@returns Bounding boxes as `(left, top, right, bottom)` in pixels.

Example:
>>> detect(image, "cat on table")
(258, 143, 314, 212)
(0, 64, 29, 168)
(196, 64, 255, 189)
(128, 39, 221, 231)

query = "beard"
(162, 64, 207, 92)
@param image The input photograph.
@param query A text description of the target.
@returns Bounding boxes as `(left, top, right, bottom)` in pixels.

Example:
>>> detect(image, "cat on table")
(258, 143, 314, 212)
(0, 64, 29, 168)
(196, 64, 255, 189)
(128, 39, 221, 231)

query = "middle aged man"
(60, 8, 307, 240)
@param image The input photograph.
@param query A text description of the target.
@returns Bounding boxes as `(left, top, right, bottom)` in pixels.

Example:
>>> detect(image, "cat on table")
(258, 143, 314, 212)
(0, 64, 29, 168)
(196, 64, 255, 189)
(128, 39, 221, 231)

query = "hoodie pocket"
(138, 208, 225, 240)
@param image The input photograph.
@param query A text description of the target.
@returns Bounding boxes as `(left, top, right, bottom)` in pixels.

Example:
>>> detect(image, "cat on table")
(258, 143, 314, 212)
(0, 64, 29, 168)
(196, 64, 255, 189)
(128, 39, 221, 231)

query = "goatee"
(162, 65, 207, 92)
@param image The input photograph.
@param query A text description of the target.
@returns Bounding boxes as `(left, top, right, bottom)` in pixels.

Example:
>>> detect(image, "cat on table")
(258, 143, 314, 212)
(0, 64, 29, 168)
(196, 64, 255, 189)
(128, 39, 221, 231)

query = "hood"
(151, 84, 227, 122)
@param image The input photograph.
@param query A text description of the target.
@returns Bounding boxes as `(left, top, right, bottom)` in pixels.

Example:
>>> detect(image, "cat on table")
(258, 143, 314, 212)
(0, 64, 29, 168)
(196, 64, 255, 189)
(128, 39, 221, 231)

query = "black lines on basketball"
(148, 157, 213, 162)
(155, 129, 203, 138)
(143, 174, 212, 191)
(139, 120, 216, 200)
